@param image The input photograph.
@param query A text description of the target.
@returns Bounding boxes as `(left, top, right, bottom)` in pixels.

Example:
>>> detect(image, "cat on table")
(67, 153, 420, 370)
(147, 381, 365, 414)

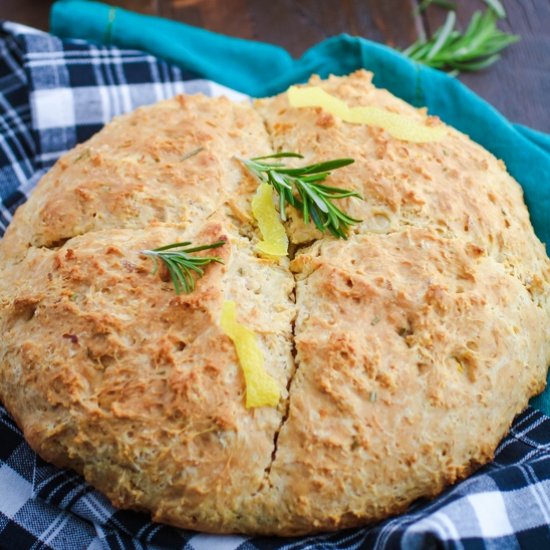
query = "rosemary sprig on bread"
(241, 152, 361, 239)
(141, 240, 226, 294)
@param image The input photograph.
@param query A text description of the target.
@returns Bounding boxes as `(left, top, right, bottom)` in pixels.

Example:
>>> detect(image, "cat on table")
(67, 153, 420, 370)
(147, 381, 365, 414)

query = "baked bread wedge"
(0, 70, 549, 535)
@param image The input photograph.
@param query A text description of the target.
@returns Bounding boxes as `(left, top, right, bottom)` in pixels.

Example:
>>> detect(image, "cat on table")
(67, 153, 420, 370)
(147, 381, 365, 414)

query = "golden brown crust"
(1, 70, 549, 535)
(255, 71, 550, 292)
(265, 228, 548, 534)
(0, 94, 266, 263)
(0, 222, 295, 531)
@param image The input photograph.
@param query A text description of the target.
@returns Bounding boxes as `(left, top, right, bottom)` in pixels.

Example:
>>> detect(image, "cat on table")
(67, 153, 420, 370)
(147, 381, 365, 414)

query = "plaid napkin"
(2, 21, 550, 550)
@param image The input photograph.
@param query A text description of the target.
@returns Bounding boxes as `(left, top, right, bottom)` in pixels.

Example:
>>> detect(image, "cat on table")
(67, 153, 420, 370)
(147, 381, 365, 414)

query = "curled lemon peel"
(287, 86, 446, 143)
(221, 300, 280, 408)
(251, 183, 288, 257)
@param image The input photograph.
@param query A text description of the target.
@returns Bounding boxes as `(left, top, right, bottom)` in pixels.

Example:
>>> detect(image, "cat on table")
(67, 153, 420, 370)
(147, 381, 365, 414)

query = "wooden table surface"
(3, 0, 549, 132)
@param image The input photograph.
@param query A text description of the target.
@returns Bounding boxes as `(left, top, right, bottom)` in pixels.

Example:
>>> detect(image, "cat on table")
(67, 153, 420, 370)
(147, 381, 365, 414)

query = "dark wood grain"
(1, 0, 548, 131)
(242, 0, 420, 57)
(162, 0, 253, 42)
(1, 0, 54, 30)
(157, 0, 419, 57)
(421, 0, 550, 131)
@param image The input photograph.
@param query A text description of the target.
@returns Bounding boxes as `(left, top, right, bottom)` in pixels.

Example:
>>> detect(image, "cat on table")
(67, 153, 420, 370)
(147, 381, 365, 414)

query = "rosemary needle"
(141, 240, 226, 294)
(181, 146, 204, 161)
(483, 0, 506, 19)
(241, 152, 362, 239)
(414, 0, 456, 15)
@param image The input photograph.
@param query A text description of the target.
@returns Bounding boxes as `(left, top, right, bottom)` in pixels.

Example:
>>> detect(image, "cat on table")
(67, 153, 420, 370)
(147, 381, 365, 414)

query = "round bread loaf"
(1, 70, 549, 535)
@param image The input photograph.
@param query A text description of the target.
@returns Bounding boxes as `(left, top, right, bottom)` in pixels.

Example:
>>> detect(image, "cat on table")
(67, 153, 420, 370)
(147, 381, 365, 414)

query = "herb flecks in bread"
(0, 69, 549, 536)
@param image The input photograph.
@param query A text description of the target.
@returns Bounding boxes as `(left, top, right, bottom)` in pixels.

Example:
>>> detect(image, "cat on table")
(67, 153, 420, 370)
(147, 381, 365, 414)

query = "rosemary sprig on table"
(241, 152, 361, 239)
(416, 0, 506, 19)
(141, 241, 226, 294)
(415, 0, 456, 15)
(404, 6, 519, 73)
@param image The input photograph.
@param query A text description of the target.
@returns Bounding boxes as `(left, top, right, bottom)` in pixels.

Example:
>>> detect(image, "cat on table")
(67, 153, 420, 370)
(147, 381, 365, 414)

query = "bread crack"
(259, 300, 297, 490)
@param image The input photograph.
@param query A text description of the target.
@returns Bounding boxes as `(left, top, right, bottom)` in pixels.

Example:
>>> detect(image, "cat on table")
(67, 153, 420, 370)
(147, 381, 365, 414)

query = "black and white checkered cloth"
(1, 20, 550, 550)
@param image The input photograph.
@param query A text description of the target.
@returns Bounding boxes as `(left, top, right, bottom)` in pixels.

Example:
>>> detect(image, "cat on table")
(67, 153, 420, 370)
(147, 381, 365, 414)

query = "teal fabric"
(51, 0, 550, 413)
